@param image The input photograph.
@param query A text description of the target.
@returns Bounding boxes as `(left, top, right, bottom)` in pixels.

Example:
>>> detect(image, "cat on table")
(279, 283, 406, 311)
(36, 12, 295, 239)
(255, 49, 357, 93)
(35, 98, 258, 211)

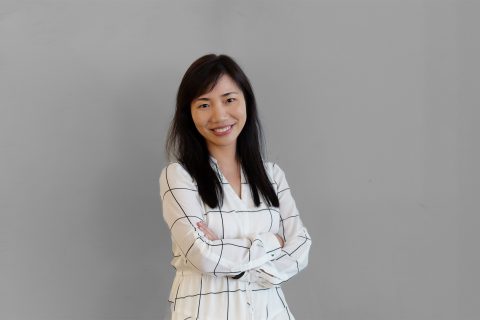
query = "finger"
(204, 228, 219, 240)
(197, 222, 209, 232)
(195, 221, 220, 240)
(204, 228, 218, 240)
(197, 224, 215, 240)
(275, 234, 285, 247)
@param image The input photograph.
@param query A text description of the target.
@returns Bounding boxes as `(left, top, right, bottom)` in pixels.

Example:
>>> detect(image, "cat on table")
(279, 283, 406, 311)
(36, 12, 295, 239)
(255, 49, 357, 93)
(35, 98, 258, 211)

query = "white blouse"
(159, 157, 311, 320)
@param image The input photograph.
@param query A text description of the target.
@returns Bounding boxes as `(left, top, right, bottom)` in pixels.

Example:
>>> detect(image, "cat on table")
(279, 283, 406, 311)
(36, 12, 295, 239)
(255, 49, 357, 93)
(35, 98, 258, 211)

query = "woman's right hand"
(196, 221, 220, 241)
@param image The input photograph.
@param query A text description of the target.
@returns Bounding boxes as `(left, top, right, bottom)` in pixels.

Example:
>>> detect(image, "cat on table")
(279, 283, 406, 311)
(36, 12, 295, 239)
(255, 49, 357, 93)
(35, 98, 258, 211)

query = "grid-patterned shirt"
(159, 157, 311, 320)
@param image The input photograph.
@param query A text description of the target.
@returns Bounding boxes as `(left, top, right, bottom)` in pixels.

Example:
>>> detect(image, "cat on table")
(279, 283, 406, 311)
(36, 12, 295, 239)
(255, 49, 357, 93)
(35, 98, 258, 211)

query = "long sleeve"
(240, 163, 312, 287)
(160, 163, 283, 277)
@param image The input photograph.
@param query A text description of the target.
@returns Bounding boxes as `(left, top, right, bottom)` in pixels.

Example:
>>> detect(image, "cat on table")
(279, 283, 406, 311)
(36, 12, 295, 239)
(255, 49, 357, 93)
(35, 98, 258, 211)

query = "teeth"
(214, 125, 231, 133)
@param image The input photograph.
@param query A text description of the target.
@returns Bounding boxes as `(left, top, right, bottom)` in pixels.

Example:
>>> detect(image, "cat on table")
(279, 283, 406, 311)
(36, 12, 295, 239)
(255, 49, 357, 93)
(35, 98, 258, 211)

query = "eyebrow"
(195, 91, 239, 101)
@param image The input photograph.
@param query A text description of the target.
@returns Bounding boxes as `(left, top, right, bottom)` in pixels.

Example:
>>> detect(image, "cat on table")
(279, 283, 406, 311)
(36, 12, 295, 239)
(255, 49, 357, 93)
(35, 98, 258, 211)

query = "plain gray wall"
(1, 0, 478, 319)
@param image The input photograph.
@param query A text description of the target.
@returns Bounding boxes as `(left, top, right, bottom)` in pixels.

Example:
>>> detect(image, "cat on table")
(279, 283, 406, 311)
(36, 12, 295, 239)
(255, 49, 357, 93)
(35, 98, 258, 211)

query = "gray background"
(1, 0, 478, 319)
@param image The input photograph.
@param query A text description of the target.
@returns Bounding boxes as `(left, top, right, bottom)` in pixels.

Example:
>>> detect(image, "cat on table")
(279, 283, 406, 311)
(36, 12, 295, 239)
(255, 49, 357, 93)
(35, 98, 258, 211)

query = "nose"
(210, 103, 228, 122)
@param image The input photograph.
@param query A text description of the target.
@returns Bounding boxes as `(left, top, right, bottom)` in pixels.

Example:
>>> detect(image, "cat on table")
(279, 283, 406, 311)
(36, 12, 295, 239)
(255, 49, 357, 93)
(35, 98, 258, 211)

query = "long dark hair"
(166, 54, 279, 208)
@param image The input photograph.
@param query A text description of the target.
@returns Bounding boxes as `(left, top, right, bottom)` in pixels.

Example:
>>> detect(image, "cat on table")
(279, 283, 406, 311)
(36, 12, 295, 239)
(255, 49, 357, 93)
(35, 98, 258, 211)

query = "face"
(191, 74, 247, 154)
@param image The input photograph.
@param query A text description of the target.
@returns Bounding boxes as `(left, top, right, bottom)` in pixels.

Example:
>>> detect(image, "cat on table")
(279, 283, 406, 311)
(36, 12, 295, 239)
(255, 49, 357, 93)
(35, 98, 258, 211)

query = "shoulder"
(159, 162, 195, 191)
(263, 161, 287, 183)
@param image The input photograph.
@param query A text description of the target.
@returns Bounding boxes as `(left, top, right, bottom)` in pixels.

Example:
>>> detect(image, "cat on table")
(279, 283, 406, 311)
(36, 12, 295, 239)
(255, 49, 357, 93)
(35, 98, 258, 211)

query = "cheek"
(239, 106, 247, 124)
(191, 111, 205, 128)
(234, 109, 247, 134)
(234, 102, 247, 119)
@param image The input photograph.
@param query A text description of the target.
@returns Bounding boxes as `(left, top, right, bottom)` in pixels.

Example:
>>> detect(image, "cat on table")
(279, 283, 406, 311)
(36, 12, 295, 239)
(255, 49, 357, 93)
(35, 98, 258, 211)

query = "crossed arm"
(160, 162, 311, 287)
(197, 221, 285, 247)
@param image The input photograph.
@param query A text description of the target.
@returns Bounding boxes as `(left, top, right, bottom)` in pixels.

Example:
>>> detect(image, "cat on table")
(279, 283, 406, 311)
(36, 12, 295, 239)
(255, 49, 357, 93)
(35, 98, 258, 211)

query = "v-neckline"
(210, 156, 245, 202)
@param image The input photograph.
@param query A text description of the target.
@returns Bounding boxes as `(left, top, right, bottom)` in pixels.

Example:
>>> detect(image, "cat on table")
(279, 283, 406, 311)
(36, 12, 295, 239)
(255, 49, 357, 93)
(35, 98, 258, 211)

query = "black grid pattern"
(160, 159, 311, 319)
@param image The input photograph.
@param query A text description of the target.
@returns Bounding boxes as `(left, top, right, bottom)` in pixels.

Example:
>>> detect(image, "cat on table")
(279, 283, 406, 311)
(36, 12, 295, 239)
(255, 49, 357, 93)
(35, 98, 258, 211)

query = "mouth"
(210, 124, 234, 135)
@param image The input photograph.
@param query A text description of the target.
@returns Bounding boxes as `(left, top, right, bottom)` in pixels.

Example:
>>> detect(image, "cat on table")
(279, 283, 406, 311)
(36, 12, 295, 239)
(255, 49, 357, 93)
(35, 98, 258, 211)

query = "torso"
(161, 160, 298, 319)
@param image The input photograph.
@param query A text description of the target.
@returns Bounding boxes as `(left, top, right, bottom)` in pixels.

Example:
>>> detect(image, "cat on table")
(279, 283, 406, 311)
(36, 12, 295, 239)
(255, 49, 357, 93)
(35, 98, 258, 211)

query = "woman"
(159, 54, 311, 319)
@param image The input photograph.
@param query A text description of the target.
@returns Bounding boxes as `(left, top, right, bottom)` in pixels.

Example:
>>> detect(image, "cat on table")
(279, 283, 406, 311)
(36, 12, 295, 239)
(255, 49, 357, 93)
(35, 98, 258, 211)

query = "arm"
(241, 163, 312, 287)
(160, 163, 283, 276)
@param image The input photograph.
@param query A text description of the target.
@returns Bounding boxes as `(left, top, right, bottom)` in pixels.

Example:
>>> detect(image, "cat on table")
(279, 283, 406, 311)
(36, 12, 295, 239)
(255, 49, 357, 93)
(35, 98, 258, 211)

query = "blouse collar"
(208, 155, 246, 184)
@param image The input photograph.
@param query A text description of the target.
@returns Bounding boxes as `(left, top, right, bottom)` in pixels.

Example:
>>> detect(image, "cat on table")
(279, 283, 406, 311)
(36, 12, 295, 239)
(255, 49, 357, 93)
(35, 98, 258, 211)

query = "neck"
(208, 144, 238, 167)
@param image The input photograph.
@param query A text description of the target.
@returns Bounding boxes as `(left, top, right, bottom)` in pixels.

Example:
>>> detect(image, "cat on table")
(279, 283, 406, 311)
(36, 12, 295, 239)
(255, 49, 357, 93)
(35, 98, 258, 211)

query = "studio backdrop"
(1, 1, 478, 319)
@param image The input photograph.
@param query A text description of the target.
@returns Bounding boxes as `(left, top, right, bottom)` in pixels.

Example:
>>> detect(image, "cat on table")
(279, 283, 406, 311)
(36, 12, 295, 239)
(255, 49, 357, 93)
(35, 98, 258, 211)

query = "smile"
(211, 124, 234, 136)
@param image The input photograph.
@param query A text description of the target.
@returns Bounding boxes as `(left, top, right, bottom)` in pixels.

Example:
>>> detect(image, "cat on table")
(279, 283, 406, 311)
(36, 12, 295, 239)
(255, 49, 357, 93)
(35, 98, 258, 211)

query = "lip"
(210, 124, 234, 136)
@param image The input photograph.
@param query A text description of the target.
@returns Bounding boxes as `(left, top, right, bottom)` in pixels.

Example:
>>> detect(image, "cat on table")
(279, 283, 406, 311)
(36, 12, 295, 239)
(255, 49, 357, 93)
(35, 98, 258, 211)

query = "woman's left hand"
(196, 221, 220, 241)
(275, 234, 285, 248)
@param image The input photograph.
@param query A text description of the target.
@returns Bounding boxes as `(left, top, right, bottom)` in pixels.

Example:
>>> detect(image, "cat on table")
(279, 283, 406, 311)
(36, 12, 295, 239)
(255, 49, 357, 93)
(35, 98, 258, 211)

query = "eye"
(197, 103, 209, 109)
(226, 97, 236, 103)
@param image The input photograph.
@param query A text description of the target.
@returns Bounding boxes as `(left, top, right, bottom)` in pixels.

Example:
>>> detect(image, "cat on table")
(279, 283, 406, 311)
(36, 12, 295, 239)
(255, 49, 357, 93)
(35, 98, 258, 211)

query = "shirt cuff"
(231, 232, 283, 273)
(256, 232, 283, 260)
(231, 268, 276, 288)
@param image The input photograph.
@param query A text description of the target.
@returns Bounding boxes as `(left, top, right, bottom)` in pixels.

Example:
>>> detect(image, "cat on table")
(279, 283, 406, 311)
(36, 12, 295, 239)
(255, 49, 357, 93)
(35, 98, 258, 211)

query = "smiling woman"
(160, 54, 311, 320)
(190, 74, 247, 199)
(190, 74, 247, 163)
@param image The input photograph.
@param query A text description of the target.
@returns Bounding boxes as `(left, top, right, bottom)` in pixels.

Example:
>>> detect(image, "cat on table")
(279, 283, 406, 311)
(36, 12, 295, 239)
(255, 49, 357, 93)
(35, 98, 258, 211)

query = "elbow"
(298, 253, 309, 272)
(184, 238, 228, 274)
(297, 238, 312, 272)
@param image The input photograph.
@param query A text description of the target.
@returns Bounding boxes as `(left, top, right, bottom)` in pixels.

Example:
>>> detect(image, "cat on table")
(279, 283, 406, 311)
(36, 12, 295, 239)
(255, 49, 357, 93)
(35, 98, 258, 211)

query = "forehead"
(198, 74, 241, 97)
